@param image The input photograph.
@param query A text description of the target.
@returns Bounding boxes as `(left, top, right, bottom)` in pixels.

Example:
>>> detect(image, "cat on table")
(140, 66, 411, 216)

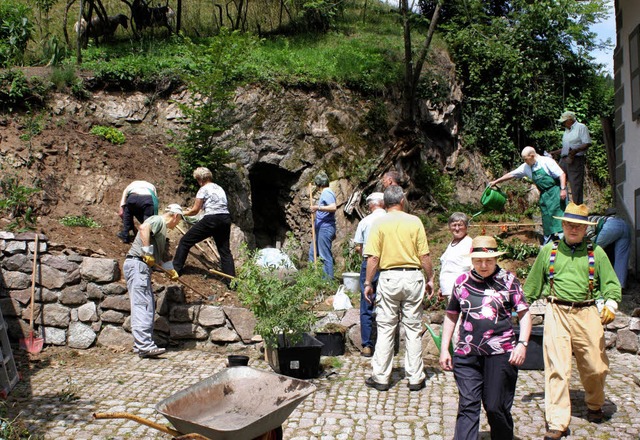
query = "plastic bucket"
(342, 272, 360, 293)
(227, 355, 250, 367)
(480, 186, 507, 212)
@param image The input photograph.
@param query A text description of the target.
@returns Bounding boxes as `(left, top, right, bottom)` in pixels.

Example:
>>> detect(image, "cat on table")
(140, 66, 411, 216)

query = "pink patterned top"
(446, 267, 529, 356)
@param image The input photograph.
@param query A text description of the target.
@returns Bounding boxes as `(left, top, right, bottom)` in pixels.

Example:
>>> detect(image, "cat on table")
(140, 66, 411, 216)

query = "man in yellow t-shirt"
(363, 185, 434, 391)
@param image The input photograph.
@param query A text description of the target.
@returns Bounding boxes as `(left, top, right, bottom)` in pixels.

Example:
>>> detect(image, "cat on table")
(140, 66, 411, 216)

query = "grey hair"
(448, 212, 469, 226)
(314, 172, 329, 187)
(193, 167, 213, 182)
(383, 170, 401, 185)
(520, 146, 537, 158)
(383, 185, 404, 207)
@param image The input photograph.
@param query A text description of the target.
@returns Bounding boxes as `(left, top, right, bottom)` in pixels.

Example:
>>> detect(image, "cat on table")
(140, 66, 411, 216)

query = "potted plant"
(235, 248, 332, 379)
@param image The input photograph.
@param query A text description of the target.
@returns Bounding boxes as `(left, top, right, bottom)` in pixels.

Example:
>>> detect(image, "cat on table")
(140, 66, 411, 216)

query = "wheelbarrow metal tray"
(156, 366, 316, 440)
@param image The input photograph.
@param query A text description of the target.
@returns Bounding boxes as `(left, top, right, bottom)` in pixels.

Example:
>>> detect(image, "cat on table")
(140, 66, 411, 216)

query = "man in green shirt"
(524, 203, 621, 440)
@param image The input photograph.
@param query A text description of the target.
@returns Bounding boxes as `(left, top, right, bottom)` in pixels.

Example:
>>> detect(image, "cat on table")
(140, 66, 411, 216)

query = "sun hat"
(557, 111, 576, 123)
(469, 236, 506, 259)
(553, 202, 597, 225)
(165, 203, 184, 216)
(366, 192, 384, 203)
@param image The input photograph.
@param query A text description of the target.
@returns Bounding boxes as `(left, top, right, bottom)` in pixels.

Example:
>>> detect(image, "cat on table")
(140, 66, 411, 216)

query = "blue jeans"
(359, 258, 379, 348)
(596, 217, 630, 288)
(309, 222, 336, 279)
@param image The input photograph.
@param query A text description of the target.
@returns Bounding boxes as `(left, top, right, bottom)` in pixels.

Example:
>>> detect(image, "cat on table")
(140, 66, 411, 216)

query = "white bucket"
(342, 272, 360, 293)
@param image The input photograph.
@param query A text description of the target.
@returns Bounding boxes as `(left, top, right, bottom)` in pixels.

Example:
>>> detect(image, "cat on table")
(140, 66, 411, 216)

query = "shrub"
(90, 126, 126, 145)
(0, 0, 33, 67)
(0, 70, 48, 112)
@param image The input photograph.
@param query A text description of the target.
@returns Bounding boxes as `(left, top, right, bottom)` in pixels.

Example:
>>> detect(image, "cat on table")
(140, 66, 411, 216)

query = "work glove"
(142, 255, 156, 267)
(600, 300, 618, 325)
(141, 245, 155, 267)
(167, 269, 179, 281)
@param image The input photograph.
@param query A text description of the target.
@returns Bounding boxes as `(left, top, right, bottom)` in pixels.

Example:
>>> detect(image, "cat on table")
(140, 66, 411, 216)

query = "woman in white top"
(172, 167, 235, 284)
(439, 212, 473, 298)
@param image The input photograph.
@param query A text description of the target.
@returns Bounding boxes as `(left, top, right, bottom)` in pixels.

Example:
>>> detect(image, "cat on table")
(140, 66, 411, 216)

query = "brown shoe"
(587, 408, 604, 423)
(543, 429, 569, 440)
(361, 346, 373, 357)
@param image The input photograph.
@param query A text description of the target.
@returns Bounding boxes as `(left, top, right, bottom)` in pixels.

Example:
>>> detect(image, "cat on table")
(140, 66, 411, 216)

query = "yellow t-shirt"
(363, 211, 430, 269)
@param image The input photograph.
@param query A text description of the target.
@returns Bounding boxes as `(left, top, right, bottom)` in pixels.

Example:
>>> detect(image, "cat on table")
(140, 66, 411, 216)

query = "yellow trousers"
(543, 302, 609, 431)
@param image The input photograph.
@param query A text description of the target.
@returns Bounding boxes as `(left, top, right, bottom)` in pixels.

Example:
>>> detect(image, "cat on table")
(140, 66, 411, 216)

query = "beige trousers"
(543, 302, 609, 431)
(371, 269, 426, 385)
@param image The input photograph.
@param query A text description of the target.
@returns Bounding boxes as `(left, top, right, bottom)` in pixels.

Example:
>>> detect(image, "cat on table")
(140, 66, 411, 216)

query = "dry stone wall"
(0, 231, 258, 351)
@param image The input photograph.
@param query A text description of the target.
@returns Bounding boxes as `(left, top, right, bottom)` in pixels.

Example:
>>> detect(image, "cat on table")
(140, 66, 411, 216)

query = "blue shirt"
(315, 188, 336, 226)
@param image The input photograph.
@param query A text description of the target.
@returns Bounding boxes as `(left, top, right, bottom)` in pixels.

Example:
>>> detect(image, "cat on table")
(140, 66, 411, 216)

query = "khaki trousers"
(543, 302, 609, 431)
(371, 269, 426, 385)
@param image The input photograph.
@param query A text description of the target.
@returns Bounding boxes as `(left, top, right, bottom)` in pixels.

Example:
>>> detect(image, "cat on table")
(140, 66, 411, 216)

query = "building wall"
(615, 0, 640, 278)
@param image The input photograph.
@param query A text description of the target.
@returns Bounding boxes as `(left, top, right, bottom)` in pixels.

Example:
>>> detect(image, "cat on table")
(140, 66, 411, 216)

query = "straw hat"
(469, 236, 506, 259)
(553, 202, 597, 225)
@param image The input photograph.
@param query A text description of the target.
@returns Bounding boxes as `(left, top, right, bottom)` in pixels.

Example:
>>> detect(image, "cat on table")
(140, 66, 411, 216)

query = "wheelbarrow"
(94, 366, 316, 440)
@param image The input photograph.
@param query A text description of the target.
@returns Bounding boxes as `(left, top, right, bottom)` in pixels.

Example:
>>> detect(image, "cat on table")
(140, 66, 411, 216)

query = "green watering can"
(424, 323, 454, 356)
(472, 185, 507, 218)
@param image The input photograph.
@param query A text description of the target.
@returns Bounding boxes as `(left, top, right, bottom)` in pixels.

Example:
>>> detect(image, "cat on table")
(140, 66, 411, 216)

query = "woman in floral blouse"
(439, 235, 532, 440)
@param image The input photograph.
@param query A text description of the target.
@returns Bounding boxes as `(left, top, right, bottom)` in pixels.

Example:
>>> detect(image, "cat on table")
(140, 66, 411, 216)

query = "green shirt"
(129, 215, 168, 264)
(523, 239, 621, 303)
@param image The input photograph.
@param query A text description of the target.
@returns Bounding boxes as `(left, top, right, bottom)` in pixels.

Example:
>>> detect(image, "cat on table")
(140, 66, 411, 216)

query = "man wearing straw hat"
(524, 203, 621, 440)
(124, 204, 183, 358)
(362, 185, 434, 391)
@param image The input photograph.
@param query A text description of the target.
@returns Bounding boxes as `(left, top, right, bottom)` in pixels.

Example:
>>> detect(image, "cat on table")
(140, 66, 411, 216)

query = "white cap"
(366, 192, 384, 203)
(165, 204, 184, 215)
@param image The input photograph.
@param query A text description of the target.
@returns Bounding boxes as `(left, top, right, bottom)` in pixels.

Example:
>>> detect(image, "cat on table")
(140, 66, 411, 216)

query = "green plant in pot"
(235, 248, 333, 378)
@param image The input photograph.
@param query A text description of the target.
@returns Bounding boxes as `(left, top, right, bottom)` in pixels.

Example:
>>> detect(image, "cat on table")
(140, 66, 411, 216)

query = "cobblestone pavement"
(7, 346, 640, 440)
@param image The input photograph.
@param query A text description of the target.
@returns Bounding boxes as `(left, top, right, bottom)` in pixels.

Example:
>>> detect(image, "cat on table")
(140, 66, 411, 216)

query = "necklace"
(450, 236, 466, 247)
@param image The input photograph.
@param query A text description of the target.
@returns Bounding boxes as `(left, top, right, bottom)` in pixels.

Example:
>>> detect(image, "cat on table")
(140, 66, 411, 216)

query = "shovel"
(20, 234, 44, 354)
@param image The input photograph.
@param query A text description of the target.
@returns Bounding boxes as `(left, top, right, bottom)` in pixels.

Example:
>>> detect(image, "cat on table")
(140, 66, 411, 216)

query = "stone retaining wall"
(2, 231, 639, 355)
(0, 232, 258, 351)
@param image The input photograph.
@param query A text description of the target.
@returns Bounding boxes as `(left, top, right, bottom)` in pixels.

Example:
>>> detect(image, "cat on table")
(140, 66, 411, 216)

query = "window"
(631, 24, 640, 120)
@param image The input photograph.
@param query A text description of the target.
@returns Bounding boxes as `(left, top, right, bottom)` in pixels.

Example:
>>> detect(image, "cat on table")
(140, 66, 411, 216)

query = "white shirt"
(120, 180, 157, 207)
(561, 121, 591, 157)
(353, 208, 386, 255)
(511, 155, 563, 180)
(439, 235, 473, 297)
(196, 182, 229, 215)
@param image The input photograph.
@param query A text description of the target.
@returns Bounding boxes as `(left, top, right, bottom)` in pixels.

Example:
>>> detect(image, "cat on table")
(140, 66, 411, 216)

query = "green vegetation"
(495, 237, 539, 261)
(0, 0, 33, 68)
(414, 162, 454, 207)
(430, 0, 612, 176)
(0, 70, 47, 112)
(0, 175, 40, 231)
(340, 239, 361, 273)
(59, 215, 101, 228)
(90, 125, 126, 145)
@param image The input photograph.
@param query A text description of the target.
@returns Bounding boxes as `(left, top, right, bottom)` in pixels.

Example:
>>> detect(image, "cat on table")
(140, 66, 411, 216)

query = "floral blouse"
(446, 266, 529, 356)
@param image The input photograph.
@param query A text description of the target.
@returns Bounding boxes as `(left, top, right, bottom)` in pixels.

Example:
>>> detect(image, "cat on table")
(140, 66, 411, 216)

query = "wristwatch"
(517, 340, 528, 347)
(364, 281, 372, 287)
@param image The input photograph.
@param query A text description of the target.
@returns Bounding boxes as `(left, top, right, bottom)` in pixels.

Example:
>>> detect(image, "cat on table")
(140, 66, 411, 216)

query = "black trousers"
(122, 194, 155, 236)
(453, 353, 518, 440)
(173, 213, 235, 280)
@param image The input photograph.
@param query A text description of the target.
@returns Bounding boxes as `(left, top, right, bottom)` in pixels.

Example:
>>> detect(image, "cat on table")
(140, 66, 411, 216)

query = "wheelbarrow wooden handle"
(93, 412, 181, 436)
